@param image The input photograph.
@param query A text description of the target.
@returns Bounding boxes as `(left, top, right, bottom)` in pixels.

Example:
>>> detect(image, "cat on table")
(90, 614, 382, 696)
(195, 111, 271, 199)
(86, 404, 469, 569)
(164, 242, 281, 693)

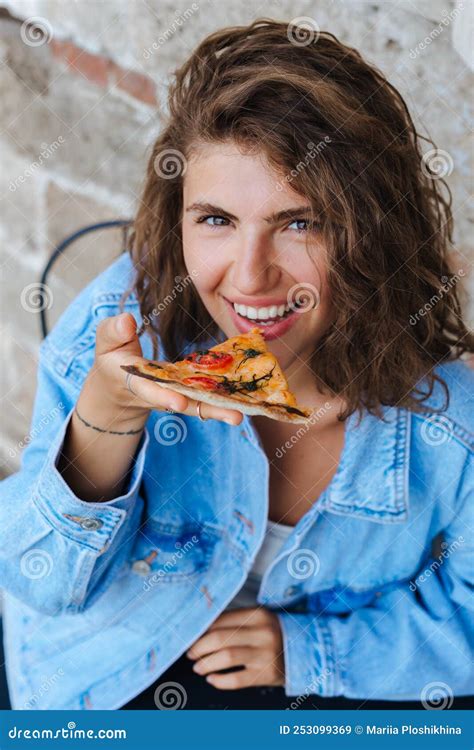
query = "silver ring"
(165, 408, 176, 414)
(196, 401, 207, 421)
(125, 372, 136, 397)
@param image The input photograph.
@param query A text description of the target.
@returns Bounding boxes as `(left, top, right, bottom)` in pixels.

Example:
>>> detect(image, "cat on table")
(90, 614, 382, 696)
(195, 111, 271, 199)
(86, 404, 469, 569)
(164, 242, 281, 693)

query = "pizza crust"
(121, 364, 313, 424)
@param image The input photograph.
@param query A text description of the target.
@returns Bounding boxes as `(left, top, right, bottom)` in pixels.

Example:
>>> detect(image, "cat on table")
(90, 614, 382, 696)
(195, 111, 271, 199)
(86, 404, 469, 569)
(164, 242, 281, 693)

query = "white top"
(226, 519, 294, 610)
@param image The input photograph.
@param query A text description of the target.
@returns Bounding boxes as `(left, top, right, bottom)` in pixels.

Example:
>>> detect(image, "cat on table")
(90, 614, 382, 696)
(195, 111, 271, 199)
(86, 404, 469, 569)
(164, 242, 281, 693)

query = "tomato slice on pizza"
(121, 328, 313, 423)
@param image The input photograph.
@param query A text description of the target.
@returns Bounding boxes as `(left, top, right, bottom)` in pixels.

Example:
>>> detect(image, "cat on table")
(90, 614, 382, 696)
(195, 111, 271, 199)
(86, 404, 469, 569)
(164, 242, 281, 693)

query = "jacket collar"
(321, 405, 411, 523)
(247, 404, 411, 527)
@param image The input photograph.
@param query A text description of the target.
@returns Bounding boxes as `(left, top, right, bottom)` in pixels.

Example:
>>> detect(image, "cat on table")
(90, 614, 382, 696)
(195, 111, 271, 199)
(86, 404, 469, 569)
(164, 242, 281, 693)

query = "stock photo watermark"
(285, 667, 332, 709)
(420, 681, 454, 710)
(153, 414, 188, 445)
(143, 5, 199, 59)
(9, 402, 65, 459)
(20, 282, 54, 314)
(275, 401, 332, 459)
(276, 138, 331, 191)
(287, 17, 320, 47)
(409, 536, 464, 591)
(420, 414, 454, 446)
(9, 137, 65, 192)
(409, 269, 465, 326)
(142, 535, 199, 591)
(421, 148, 454, 179)
(141, 271, 198, 328)
(20, 16, 53, 47)
(22, 669, 65, 710)
(409, 3, 464, 59)
(287, 549, 321, 580)
(154, 681, 188, 709)
(154, 149, 187, 179)
(20, 549, 54, 580)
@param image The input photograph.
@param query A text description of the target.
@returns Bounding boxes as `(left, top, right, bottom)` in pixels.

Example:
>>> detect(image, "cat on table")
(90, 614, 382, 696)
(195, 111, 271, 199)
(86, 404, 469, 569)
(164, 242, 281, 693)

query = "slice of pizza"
(121, 328, 313, 423)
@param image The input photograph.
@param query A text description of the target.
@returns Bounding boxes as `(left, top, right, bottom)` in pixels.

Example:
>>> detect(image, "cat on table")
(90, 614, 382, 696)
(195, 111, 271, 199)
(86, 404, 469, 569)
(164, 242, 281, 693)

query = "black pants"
(120, 652, 474, 710)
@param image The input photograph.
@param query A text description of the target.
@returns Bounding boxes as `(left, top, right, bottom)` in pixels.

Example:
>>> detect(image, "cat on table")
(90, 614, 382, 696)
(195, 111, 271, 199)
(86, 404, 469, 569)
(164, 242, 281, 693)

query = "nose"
(230, 231, 281, 294)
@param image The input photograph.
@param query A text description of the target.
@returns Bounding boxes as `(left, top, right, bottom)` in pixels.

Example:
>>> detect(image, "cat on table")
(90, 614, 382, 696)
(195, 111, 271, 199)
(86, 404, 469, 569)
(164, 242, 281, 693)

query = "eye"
(288, 219, 320, 233)
(195, 215, 230, 228)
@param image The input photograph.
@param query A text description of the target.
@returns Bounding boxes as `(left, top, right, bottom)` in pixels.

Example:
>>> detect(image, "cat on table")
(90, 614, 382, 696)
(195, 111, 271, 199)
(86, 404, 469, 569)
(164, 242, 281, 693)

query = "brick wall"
(1, 0, 473, 477)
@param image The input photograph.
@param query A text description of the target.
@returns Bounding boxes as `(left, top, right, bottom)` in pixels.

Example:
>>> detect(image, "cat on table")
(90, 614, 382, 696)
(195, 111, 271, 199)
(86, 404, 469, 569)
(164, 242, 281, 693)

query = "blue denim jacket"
(1, 253, 473, 710)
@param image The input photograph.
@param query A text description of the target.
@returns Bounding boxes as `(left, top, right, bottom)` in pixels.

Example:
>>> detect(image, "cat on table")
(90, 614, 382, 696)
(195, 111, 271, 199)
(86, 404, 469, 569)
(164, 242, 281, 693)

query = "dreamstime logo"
(154, 681, 188, 709)
(20, 282, 53, 313)
(421, 681, 454, 710)
(20, 549, 53, 579)
(409, 3, 463, 59)
(409, 269, 465, 326)
(421, 149, 454, 179)
(275, 401, 332, 459)
(9, 402, 65, 459)
(154, 415, 187, 445)
(23, 669, 65, 709)
(276, 137, 331, 191)
(409, 536, 464, 591)
(143, 4, 199, 58)
(286, 667, 332, 709)
(287, 549, 320, 580)
(9, 137, 65, 191)
(143, 535, 199, 591)
(141, 271, 198, 328)
(287, 282, 320, 313)
(287, 17, 320, 47)
(420, 414, 453, 446)
(20, 16, 53, 46)
(153, 149, 187, 179)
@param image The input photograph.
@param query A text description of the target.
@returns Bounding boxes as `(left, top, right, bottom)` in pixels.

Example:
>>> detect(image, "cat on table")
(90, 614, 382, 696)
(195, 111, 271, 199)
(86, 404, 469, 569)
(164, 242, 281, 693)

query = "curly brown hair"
(128, 18, 473, 422)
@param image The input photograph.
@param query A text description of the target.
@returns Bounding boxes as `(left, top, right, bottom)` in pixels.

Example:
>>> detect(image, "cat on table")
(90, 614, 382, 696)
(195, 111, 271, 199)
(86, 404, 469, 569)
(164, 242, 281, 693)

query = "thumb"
(95, 313, 142, 357)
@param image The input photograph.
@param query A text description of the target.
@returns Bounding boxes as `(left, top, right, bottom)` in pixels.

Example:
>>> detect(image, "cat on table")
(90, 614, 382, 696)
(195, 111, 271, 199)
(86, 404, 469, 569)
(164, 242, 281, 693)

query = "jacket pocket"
(130, 522, 216, 582)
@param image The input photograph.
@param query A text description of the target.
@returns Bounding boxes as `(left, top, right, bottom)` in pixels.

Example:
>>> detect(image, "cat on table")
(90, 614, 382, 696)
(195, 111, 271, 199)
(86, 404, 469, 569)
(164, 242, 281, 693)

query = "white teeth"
(232, 301, 292, 321)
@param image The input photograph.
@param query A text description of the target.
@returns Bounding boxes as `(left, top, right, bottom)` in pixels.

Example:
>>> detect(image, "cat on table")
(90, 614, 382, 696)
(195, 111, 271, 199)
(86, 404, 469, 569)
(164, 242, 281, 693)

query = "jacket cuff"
(277, 611, 340, 697)
(32, 407, 149, 553)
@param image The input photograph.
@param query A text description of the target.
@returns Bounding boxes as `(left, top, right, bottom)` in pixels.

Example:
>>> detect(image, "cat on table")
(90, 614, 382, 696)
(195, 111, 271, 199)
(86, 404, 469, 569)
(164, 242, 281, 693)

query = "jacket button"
(284, 585, 301, 597)
(79, 518, 103, 531)
(132, 560, 151, 576)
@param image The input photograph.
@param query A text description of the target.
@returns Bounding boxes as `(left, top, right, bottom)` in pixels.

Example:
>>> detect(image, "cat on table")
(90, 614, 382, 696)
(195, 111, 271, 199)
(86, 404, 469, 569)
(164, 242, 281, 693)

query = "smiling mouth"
(224, 298, 303, 325)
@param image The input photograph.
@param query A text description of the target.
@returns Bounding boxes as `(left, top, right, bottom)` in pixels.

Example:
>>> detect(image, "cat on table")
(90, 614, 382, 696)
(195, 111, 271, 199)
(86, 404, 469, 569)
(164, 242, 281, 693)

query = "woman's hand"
(186, 607, 285, 689)
(80, 312, 243, 430)
(59, 312, 242, 502)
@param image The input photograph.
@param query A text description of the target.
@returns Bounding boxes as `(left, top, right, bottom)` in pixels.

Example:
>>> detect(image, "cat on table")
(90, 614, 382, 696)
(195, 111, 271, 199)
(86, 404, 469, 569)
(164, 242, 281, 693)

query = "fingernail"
(224, 418, 234, 425)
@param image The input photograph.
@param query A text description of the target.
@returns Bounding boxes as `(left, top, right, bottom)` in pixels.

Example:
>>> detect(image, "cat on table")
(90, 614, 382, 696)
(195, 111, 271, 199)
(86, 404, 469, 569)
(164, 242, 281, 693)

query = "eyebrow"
(185, 201, 313, 224)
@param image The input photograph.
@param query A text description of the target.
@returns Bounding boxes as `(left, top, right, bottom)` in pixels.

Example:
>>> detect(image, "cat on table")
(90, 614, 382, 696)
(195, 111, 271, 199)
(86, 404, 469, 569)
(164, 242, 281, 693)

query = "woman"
(1, 19, 473, 710)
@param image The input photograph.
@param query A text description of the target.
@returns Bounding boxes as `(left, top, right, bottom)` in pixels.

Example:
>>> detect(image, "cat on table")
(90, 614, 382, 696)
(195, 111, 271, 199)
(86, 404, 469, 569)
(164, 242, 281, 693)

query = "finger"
(206, 667, 263, 690)
(183, 397, 243, 426)
(96, 313, 141, 356)
(121, 372, 243, 425)
(193, 646, 255, 676)
(122, 373, 189, 413)
(186, 627, 267, 660)
(208, 607, 270, 630)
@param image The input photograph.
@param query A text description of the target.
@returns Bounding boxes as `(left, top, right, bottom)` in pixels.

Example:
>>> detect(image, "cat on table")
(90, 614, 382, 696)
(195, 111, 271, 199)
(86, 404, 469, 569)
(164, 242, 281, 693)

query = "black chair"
(39, 219, 132, 339)
(0, 219, 132, 709)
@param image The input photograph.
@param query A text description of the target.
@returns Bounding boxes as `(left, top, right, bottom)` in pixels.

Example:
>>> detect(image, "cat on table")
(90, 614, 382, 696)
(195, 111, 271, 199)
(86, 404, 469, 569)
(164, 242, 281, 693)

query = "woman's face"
(182, 141, 332, 372)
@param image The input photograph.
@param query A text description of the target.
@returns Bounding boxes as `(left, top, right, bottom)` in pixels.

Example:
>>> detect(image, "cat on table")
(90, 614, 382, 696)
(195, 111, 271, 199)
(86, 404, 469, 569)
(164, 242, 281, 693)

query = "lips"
(222, 296, 301, 340)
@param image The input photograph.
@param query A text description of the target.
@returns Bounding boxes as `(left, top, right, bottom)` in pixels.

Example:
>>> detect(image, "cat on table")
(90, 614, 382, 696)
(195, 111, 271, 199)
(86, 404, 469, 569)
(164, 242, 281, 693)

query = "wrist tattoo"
(74, 406, 144, 435)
